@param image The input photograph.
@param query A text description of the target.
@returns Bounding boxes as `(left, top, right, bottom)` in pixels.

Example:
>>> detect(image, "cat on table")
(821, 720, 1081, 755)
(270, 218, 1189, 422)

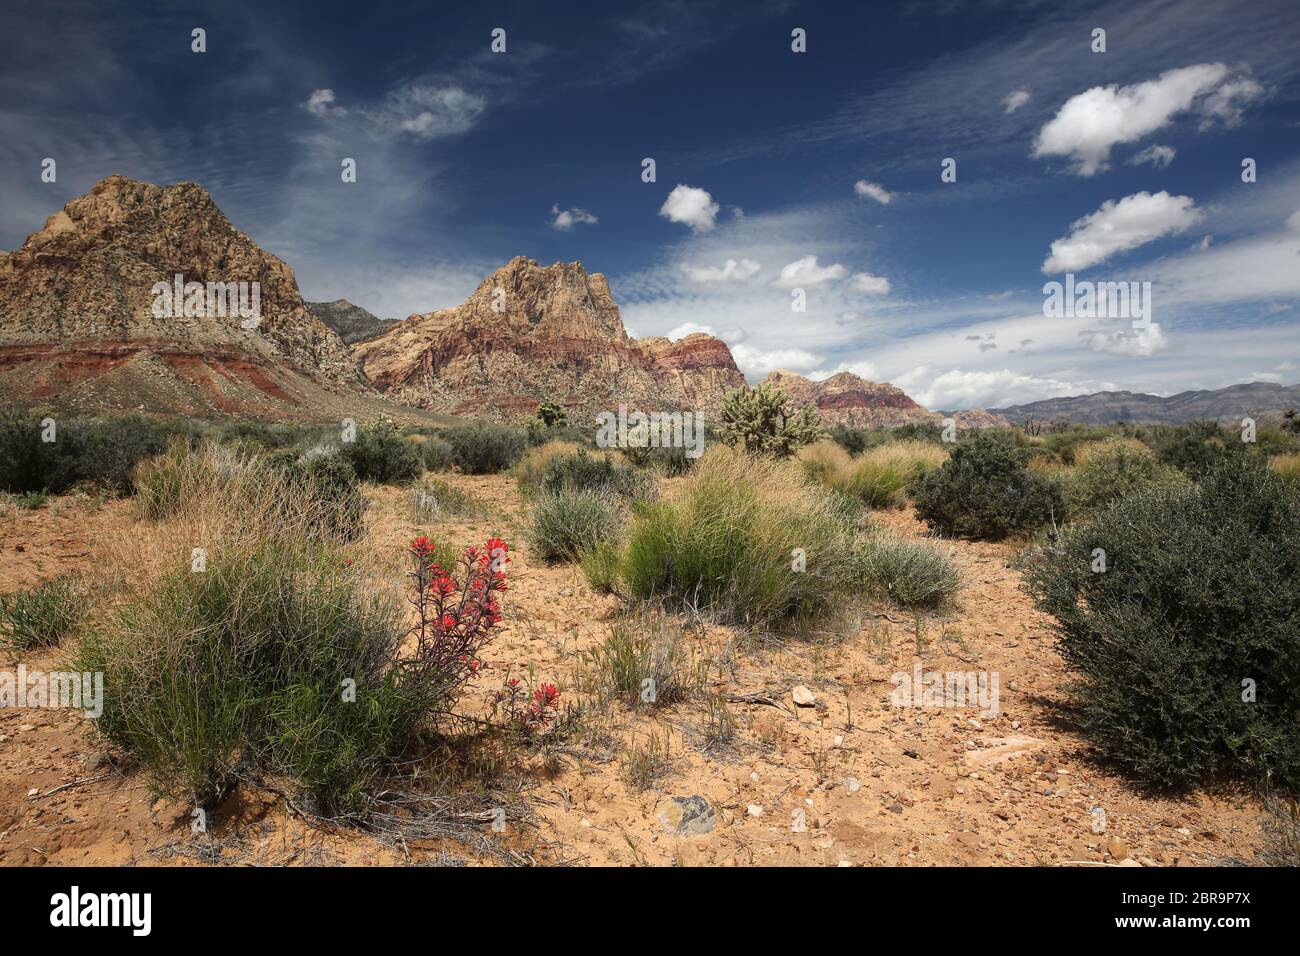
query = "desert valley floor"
(0, 470, 1271, 868)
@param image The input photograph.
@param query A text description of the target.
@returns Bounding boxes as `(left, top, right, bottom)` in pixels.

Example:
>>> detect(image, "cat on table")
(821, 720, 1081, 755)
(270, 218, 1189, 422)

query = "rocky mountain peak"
(0, 174, 359, 385)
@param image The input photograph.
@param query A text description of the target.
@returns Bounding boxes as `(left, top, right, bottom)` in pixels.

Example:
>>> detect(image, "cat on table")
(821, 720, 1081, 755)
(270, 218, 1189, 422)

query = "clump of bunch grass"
(800, 439, 947, 508)
(513, 440, 584, 495)
(134, 441, 366, 542)
(410, 477, 479, 520)
(585, 612, 703, 709)
(855, 531, 961, 608)
(0, 575, 86, 649)
(1271, 452, 1300, 483)
(527, 489, 623, 563)
(621, 731, 673, 792)
(616, 445, 857, 629)
(76, 541, 424, 809)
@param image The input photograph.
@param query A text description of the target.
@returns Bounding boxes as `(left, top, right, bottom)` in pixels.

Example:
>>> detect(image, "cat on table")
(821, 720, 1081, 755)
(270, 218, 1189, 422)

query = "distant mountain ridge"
(306, 299, 395, 345)
(763, 370, 1008, 429)
(988, 382, 1300, 424)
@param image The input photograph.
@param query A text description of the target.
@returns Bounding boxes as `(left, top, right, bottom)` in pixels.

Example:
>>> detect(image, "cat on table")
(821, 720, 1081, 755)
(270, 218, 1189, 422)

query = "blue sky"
(2, 0, 1298, 409)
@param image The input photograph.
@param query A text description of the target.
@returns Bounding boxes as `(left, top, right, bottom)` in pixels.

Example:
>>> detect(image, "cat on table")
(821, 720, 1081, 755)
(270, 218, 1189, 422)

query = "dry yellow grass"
(1270, 452, 1300, 482)
(800, 438, 948, 508)
(1072, 437, 1149, 469)
(513, 439, 585, 493)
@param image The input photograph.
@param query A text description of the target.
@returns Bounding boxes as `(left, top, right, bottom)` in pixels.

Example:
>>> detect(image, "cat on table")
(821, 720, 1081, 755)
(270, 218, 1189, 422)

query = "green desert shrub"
(855, 533, 960, 609)
(1150, 420, 1246, 479)
(913, 431, 1064, 540)
(75, 542, 428, 809)
(265, 448, 368, 542)
(718, 383, 827, 458)
(528, 489, 623, 563)
(1062, 438, 1187, 515)
(1023, 459, 1300, 791)
(0, 412, 192, 494)
(444, 423, 527, 474)
(341, 416, 423, 484)
(579, 539, 623, 594)
(617, 445, 856, 628)
(417, 435, 456, 472)
(0, 575, 86, 650)
(537, 449, 655, 501)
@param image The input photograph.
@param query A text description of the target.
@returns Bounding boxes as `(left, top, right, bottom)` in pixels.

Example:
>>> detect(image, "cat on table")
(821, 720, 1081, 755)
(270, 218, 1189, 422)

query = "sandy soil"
(0, 477, 1271, 866)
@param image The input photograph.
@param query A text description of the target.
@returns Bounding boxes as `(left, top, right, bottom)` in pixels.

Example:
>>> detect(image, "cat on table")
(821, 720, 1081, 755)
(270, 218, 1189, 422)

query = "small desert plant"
(718, 383, 827, 458)
(587, 613, 702, 709)
(529, 401, 569, 430)
(1062, 438, 1187, 515)
(913, 431, 1064, 540)
(701, 693, 737, 750)
(410, 478, 478, 520)
(1023, 458, 1300, 791)
(489, 677, 561, 736)
(0, 575, 86, 649)
(342, 416, 423, 484)
(621, 731, 672, 791)
(18, 490, 48, 509)
(528, 489, 622, 563)
(1262, 797, 1300, 866)
(855, 532, 961, 608)
(444, 423, 527, 474)
(579, 539, 623, 594)
(617, 445, 857, 628)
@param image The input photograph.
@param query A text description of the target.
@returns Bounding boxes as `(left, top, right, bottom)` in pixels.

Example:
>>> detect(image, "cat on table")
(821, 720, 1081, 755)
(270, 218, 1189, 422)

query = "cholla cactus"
(718, 383, 827, 458)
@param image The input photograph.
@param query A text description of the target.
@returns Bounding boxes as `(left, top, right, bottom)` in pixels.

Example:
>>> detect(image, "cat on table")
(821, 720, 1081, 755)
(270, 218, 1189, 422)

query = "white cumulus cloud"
(1129, 144, 1176, 168)
(853, 180, 892, 205)
(731, 344, 823, 377)
(550, 204, 598, 230)
(848, 272, 891, 294)
(303, 88, 346, 117)
(1003, 89, 1031, 113)
(1032, 64, 1260, 176)
(1042, 191, 1202, 273)
(659, 185, 719, 233)
(1085, 323, 1168, 356)
(771, 255, 846, 289)
(681, 258, 760, 282)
